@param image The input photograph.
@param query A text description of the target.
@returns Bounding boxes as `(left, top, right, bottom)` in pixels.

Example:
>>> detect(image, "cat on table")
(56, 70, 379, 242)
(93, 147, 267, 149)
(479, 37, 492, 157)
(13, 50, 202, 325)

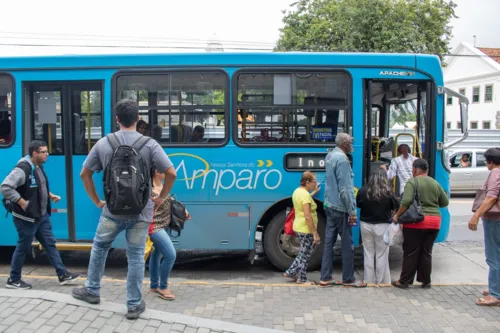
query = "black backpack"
(103, 133, 151, 216)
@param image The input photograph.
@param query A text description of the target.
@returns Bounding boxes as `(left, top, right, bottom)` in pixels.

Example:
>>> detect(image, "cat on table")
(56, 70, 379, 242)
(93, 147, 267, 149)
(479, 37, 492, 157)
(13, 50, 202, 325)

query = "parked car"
(449, 149, 488, 195)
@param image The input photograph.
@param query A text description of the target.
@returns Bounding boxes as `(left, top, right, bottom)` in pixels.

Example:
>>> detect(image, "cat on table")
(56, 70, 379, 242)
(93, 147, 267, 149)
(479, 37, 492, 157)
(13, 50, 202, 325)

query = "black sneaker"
(6, 278, 32, 290)
(58, 272, 80, 286)
(126, 300, 146, 320)
(72, 287, 100, 304)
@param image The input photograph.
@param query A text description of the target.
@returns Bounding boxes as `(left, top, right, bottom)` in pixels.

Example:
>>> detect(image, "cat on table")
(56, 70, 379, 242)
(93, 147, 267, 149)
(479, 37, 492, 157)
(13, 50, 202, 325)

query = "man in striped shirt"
(381, 144, 417, 195)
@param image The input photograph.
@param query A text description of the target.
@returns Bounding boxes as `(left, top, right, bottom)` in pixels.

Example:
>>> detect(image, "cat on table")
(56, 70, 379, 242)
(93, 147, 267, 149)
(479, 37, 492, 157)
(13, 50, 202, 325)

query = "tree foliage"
(276, 0, 457, 61)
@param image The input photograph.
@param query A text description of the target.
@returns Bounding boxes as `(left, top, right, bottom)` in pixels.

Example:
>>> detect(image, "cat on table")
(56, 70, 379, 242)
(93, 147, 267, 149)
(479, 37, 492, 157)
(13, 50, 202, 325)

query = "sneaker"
(72, 287, 100, 304)
(126, 300, 146, 320)
(58, 271, 80, 286)
(6, 278, 32, 290)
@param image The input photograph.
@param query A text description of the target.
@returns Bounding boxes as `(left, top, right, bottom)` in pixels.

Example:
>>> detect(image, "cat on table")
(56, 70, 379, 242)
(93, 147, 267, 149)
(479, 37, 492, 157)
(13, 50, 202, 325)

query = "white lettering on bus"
(175, 160, 283, 195)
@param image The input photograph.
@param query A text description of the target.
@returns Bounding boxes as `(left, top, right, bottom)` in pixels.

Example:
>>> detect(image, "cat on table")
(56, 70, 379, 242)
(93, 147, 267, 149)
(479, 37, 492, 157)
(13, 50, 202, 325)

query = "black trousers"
(399, 228, 439, 285)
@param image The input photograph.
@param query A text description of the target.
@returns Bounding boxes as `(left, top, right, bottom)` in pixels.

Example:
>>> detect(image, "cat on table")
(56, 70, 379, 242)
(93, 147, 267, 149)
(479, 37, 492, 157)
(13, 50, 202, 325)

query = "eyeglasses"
(37, 150, 49, 155)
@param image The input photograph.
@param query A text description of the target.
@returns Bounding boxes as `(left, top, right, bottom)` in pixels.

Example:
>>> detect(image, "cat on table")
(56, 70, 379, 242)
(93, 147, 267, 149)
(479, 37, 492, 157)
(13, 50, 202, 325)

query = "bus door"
(363, 79, 434, 191)
(23, 81, 103, 243)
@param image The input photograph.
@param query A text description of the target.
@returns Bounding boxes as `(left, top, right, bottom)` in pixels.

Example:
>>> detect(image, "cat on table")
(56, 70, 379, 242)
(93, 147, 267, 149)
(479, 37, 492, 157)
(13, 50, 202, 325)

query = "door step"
(32, 241, 93, 252)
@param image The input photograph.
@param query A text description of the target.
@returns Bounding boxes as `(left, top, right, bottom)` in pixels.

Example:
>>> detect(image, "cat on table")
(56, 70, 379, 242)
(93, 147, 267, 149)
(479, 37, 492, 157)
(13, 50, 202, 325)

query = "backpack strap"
(131, 135, 151, 153)
(107, 133, 121, 151)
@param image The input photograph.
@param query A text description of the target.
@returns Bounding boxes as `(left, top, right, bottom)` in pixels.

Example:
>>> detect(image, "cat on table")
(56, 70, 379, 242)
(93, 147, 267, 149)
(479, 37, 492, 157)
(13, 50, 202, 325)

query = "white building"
(444, 42, 500, 130)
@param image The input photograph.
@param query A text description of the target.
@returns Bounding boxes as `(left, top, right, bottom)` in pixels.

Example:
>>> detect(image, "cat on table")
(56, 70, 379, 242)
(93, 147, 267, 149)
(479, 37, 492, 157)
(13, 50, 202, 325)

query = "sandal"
(391, 280, 409, 289)
(343, 280, 367, 288)
(283, 273, 298, 281)
(475, 295, 500, 306)
(157, 289, 176, 301)
(482, 289, 489, 296)
(318, 280, 343, 287)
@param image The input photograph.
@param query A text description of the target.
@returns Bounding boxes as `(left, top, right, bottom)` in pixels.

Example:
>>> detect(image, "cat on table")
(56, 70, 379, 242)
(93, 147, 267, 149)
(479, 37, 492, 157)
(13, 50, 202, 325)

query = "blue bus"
(0, 52, 468, 271)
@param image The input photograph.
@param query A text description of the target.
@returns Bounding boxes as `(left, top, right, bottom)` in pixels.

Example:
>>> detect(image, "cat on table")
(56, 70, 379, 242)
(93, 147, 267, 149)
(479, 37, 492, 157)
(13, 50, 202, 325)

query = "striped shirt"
(387, 155, 417, 194)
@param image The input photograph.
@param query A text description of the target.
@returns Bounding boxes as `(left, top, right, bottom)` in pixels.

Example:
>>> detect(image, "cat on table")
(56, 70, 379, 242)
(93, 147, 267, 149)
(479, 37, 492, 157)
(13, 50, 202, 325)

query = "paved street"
(0, 281, 499, 333)
(0, 198, 498, 332)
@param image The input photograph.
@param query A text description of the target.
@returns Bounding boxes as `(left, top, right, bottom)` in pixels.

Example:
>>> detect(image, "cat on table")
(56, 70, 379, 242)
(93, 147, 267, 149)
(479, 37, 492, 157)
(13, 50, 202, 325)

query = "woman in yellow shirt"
(284, 171, 321, 284)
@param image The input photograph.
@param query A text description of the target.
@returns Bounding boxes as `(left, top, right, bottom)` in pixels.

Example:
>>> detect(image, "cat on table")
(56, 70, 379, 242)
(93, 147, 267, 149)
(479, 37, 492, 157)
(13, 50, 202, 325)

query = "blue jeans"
(320, 207, 355, 283)
(10, 214, 66, 281)
(149, 229, 177, 290)
(483, 218, 500, 298)
(85, 215, 149, 310)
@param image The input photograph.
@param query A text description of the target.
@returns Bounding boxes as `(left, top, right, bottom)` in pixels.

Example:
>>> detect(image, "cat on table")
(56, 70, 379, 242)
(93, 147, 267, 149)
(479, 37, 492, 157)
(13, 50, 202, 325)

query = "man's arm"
(80, 167, 105, 208)
(386, 159, 398, 180)
(336, 160, 356, 216)
(1, 167, 28, 210)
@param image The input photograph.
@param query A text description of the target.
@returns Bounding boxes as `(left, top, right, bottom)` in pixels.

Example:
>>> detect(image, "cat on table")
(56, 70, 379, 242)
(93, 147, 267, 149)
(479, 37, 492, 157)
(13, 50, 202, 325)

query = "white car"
(449, 149, 488, 195)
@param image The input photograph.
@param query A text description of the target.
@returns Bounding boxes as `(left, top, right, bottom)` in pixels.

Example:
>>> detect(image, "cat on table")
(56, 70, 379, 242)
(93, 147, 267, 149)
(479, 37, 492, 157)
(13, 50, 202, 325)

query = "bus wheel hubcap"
(277, 228, 300, 258)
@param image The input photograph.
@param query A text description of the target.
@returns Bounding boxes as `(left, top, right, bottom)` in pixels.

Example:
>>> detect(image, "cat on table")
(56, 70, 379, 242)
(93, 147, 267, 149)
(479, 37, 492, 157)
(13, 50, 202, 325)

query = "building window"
(446, 122, 451, 129)
(483, 121, 491, 129)
(485, 85, 493, 102)
(457, 121, 461, 129)
(472, 86, 480, 103)
(459, 88, 466, 96)
(470, 121, 478, 129)
(446, 95, 453, 105)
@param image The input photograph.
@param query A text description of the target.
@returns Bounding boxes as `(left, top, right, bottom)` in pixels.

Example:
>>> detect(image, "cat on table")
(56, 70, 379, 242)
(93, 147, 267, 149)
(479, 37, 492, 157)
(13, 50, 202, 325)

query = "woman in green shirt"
(284, 171, 320, 284)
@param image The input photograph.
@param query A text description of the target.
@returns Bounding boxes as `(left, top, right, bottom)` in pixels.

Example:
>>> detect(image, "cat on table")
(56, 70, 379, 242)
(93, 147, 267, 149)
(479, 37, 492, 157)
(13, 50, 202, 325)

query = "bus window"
(236, 72, 349, 144)
(115, 72, 227, 145)
(0, 75, 13, 146)
(72, 89, 103, 154)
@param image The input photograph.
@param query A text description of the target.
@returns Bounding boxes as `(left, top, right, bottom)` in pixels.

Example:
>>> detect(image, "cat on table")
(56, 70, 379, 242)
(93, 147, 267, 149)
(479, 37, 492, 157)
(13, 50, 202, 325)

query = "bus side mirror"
(443, 87, 469, 150)
(460, 101, 468, 134)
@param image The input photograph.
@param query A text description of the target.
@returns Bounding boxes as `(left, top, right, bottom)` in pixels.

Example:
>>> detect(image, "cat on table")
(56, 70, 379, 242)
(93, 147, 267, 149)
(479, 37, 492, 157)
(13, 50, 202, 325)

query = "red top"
(404, 215, 441, 230)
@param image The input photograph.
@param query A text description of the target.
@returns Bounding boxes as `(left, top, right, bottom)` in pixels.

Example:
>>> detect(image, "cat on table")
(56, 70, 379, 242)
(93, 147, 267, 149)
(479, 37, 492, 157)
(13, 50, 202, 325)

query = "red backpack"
(284, 208, 296, 236)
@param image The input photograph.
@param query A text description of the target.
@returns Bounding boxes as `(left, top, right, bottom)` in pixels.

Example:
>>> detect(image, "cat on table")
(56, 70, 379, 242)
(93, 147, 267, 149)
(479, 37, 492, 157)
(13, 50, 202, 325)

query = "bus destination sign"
(284, 153, 328, 171)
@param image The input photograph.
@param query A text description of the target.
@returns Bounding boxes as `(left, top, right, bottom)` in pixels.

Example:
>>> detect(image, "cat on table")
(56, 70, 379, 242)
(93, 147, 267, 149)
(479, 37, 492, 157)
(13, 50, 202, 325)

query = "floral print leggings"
(285, 232, 315, 282)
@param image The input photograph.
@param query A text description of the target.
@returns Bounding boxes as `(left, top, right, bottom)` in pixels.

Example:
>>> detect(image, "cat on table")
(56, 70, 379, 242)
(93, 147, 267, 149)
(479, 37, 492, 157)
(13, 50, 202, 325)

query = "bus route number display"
(284, 153, 328, 171)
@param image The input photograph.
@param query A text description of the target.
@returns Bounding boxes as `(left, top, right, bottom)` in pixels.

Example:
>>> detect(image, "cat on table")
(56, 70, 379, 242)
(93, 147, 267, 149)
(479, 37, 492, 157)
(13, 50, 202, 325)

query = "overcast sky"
(0, 0, 497, 56)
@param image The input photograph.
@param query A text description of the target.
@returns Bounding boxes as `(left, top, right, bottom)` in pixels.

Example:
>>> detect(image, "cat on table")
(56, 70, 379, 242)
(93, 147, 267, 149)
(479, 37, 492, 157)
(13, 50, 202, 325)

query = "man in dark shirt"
(0, 140, 80, 289)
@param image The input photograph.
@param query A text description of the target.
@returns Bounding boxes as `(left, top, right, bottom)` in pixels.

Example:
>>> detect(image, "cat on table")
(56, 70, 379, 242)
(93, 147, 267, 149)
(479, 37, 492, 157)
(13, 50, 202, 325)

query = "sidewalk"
(2, 279, 499, 333)
(0, 288, 287, 333)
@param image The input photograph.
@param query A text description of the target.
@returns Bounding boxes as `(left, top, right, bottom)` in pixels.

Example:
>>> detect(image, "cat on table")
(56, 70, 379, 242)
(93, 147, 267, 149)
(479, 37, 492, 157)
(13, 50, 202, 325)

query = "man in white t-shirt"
(381, 144, 416, 195)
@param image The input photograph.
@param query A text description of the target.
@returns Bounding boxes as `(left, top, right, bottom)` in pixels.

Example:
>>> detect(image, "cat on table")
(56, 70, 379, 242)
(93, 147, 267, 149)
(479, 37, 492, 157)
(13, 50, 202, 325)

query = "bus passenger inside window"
(116, 72, 226, 145)
(0, 118, 12, 144)
(236, 72, 349, 144)
(0, 77, 13, 145)
(136, 120, 149, 136)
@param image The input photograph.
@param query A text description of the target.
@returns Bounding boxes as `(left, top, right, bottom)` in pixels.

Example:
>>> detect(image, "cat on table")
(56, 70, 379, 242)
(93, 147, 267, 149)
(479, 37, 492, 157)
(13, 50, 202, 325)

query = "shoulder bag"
(398, 177, 425, 224)
(472, 171, 500, 214)
(167, 195, 188, 238)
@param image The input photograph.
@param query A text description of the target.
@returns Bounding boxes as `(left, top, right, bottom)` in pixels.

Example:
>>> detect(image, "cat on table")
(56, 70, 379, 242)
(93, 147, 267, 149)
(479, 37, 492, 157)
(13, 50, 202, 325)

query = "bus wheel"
(263, 210, 325, 272)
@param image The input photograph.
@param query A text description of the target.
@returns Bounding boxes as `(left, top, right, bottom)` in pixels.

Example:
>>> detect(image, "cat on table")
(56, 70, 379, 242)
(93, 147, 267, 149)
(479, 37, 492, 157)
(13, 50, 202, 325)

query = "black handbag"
(167, 196, 187, 238)
(398, 177, 425, 224)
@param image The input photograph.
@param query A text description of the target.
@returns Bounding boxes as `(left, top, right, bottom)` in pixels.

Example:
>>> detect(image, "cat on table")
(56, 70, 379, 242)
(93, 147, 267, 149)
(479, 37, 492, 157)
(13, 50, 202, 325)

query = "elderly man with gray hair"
(318, 133, 367, 288)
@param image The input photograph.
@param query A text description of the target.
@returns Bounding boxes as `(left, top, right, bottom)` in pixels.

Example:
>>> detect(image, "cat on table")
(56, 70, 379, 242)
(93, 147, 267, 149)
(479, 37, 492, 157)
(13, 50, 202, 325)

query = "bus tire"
(263, 210, 325, 272)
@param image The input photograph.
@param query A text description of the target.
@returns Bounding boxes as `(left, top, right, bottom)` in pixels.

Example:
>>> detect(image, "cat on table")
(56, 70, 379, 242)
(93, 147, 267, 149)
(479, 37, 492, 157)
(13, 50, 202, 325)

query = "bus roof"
(0, 52, 441, 73)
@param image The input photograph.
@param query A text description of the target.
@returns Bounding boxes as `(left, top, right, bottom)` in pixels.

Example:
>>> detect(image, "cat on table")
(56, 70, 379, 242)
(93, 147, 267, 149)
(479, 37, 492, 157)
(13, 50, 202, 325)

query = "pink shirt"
(484, 168, 500, 221)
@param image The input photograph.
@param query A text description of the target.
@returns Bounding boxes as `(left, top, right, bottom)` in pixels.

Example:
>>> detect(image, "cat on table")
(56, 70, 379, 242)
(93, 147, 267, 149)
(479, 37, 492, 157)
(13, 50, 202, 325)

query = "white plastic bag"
(383, 223, 403, 246)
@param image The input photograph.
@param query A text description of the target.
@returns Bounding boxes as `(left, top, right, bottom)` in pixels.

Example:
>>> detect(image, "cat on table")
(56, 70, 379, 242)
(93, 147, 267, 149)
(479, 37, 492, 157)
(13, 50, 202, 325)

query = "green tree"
(276, 0, 456, 62)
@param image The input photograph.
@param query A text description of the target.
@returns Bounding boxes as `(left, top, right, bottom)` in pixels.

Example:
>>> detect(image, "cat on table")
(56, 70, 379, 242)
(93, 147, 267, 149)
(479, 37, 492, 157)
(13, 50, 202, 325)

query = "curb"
(0, 288, 288, 333)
